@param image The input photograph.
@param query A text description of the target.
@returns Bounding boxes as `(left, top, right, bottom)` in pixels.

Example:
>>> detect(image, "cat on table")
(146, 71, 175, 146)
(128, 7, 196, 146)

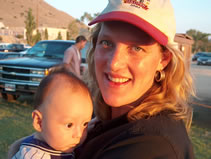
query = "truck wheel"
(1, 93, 19, 101)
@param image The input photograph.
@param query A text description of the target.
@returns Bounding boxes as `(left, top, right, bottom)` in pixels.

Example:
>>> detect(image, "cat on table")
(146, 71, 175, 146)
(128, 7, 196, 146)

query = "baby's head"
(32, 65, 93, 153)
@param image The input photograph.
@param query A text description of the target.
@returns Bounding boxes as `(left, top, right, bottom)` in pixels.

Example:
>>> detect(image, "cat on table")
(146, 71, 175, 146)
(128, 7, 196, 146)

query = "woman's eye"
(66, 123, 73, 128)
(132, 46, 144, 52)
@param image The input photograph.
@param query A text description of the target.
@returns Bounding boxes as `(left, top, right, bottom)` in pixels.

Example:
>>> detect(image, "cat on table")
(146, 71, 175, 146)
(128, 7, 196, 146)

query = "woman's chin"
(104, 97, 126, 107)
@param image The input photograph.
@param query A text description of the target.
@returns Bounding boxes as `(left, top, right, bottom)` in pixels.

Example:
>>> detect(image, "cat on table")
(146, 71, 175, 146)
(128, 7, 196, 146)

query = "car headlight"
(31, 70, 45, 75)
(31, 69, 49, 75)
(31, 77, 43, 82)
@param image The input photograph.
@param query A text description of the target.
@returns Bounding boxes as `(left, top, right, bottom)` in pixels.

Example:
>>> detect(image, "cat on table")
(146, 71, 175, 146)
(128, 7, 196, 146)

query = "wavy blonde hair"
(84, 23, 195, 129)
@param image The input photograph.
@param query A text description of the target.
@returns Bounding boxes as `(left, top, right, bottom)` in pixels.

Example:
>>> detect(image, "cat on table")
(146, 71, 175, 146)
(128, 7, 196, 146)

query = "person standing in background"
(63, 35, 87, 77)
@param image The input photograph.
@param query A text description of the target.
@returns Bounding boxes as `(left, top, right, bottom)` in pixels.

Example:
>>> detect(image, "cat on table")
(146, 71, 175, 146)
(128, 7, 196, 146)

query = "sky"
(44, 0, 211, 34)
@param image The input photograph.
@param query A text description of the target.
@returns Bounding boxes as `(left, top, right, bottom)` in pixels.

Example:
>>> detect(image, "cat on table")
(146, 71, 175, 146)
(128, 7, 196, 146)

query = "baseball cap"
(88, 0, 176, 46)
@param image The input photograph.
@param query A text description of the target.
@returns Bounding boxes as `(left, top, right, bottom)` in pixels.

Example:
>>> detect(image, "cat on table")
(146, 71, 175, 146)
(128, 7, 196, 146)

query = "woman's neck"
(111, 105, 134, 119)
(110, 86, 156, 119)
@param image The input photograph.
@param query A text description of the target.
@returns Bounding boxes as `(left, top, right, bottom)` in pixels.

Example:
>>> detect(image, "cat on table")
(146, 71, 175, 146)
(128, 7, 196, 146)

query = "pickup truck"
(0, 43, 25, 52)
(0, 40, 83, 101)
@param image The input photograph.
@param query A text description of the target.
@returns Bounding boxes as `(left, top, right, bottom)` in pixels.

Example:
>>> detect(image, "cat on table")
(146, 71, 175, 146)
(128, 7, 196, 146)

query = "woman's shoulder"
(129, 113, 186, 135)
(111, 114, 193, 158)
(127, 113, 190, 146)
(78, 114, 194, 159)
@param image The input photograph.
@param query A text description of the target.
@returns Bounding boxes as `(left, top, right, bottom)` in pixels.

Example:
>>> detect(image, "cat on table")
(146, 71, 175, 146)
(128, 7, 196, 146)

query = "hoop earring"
(155, 70, 165, 82)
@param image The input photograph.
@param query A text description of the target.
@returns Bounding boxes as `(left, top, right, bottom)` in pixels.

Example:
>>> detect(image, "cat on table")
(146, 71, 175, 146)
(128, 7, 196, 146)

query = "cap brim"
(89, 11, 168, 46)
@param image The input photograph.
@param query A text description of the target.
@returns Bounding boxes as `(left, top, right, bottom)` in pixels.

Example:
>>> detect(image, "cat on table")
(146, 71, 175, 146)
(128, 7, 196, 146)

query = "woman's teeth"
(108, 75, 129, 83)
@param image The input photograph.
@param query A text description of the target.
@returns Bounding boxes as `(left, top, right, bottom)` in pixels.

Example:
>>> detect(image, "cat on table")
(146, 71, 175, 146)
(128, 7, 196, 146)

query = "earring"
(155, 70, 165, 82)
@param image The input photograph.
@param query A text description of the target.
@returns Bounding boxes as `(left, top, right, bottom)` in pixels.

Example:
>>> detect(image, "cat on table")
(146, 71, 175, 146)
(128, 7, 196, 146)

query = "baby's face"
(40, 84, 93, 153)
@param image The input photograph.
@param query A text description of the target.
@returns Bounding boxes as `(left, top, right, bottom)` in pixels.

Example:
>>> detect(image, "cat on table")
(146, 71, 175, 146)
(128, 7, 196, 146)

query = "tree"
(34, 29, 41, 44)
(93, 13, 100, 19)
(25, 8, 36, 45)
(44, 28, 48, 40)
(16, 34, 24, 39)
(186, 29, 211, 53)
(208, 38, 211, 52)
(80, 12, 100, 23)
(66, 31, 70, 40)
(56, 32, 62, 40)
(68, 20, 79, 40)
(80, 12, 93, 22)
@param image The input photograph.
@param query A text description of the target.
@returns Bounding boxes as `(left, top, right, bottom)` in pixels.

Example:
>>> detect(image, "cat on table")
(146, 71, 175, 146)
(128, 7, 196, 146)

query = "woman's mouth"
(107, 74, 130, 84)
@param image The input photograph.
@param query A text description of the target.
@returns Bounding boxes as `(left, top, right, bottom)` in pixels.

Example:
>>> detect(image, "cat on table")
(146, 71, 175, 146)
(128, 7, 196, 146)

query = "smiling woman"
(77, 0, 195, 158)
(94, 21, 170, 109)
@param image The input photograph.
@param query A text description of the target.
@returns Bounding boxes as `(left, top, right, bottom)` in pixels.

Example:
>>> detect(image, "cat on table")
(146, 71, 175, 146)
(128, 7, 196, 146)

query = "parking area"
(190, 61, 211, 129)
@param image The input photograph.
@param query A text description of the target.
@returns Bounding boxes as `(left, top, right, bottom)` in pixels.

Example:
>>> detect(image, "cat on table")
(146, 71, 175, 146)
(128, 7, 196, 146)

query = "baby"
(12, 65, 93, 159)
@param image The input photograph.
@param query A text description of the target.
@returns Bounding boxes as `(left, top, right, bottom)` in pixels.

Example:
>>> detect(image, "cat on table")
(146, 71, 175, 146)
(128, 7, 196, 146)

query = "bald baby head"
(34, 64, 92, 110)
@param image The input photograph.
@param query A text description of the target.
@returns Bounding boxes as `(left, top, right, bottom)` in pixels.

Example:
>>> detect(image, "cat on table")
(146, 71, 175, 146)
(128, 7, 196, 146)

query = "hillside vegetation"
(0, 0, 83, 29)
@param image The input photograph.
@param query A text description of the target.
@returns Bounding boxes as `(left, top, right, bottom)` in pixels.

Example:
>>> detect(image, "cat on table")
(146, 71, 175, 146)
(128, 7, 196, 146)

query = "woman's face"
(94, 21, 168, 107)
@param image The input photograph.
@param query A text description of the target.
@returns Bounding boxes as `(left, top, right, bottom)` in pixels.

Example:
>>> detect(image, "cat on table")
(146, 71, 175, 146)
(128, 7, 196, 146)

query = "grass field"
(0, 97, 34, 159)
(0, 97, 211, 159)
(190, 124, 211, 159)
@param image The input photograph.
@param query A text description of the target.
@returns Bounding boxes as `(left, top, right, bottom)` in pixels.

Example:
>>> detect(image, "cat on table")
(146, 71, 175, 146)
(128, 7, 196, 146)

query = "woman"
(77, 0, 194, 158)
(9, 0, 194, 158)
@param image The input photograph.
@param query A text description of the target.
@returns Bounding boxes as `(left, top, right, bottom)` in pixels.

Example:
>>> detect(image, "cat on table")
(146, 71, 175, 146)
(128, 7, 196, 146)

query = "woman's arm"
(78, 135, 180, 159)
(97, 136, 178, 159)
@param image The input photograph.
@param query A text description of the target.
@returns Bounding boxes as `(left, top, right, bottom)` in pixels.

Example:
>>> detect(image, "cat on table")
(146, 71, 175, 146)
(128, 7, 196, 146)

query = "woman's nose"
(107, 45, 126, 71)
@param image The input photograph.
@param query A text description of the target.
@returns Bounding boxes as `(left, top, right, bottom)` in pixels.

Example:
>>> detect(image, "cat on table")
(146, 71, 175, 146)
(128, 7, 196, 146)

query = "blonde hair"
(85, 23, 195, 129)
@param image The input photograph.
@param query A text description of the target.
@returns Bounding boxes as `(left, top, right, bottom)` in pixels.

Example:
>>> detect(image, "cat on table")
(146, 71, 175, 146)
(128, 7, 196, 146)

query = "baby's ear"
(32, 110, 42, 132)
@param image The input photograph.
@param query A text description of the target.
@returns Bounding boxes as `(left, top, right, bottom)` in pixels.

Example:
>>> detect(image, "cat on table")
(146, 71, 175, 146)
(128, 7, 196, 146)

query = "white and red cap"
(88, 0, 176, 46)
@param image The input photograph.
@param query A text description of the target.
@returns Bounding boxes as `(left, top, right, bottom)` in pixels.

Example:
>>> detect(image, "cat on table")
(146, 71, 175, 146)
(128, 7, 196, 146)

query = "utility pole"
(36, 0, 39, 29)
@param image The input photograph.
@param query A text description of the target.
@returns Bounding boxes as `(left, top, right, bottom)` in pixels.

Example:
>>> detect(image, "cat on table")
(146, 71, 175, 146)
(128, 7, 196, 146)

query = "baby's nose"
(72, 126, 83, 139)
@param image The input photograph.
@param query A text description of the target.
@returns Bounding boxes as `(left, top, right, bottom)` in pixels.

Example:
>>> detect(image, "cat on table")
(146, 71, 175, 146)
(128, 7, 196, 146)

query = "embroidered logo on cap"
(123, 0, 150, 10)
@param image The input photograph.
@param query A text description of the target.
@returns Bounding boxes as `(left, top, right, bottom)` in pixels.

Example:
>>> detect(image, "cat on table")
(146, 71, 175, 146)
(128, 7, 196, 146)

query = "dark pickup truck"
(0, 43, 25, 52)
(0, 40, 77, 100)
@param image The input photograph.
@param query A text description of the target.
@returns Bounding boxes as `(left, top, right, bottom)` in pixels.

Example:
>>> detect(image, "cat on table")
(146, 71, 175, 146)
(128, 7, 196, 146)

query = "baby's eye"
(66, 123, 73, 128)
(100, 40, 112, 48)
(83, 122, 89, 127)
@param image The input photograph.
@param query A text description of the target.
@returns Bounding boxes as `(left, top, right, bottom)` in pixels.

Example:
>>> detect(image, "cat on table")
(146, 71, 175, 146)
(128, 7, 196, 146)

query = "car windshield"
(25, 41, 74, 58)
(0, 44, 9, 49)
(196, 53, 203, 56)
(201, 53, 211, 57)
(6, 44, 24, 50)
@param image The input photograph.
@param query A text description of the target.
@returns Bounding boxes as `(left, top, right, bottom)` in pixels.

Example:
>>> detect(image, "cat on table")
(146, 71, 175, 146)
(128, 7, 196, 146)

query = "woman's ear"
(158, 49, 172, 70)
(32, 110, 42, 132)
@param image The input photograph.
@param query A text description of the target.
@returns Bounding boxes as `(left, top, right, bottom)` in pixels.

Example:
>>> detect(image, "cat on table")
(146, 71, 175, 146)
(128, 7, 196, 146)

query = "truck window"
(26, 41, 74, 58)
